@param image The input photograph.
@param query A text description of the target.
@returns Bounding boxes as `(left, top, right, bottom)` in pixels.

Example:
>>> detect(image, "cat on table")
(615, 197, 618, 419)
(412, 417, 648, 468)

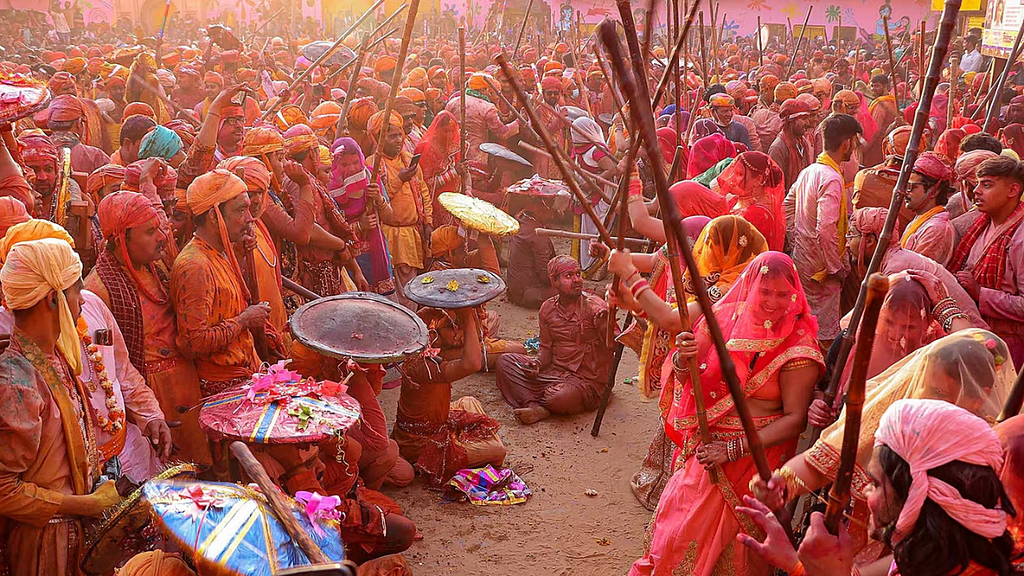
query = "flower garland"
(81, 329, 124, 434)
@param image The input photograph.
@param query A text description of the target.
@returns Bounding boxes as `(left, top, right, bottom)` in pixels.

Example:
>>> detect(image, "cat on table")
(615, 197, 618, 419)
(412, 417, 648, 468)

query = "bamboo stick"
(496, 55, 614, 246)
(698, 11, 709, 88)
(821, 0, 962, 427)
(259, 0, 385, 122)
(369, 0, 422, 184)
(824, 274, 888, 534)
(756, 15, 763, 69)
(459, 26, 468, 196)
(785, 7, 813, 78)
(512, 0, 535, 59)
(535, 228, 648, 246)
(335, 36, 370, 134)
(883, 16, 903, 111)
(948, 54, 959, 129)
(651, 0, 702, 111)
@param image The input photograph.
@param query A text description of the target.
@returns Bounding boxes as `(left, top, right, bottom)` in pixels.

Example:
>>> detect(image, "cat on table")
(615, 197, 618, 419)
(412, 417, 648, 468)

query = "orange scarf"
(900, 205, 945, 247)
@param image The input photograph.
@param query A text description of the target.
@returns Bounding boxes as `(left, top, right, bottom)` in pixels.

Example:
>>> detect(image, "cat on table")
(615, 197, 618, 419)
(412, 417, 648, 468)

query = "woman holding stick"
(753, 329, 1012, 571)
(630, 251, 823, 576)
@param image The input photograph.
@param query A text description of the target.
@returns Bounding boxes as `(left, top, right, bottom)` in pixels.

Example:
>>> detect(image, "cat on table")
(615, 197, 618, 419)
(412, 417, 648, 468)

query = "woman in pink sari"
(716, 151, 786, 251)
(631, 252, 823, 576)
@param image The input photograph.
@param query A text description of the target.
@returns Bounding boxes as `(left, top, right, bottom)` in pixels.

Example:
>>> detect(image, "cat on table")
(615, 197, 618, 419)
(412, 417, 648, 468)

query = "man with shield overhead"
(494, 255, 616, 424)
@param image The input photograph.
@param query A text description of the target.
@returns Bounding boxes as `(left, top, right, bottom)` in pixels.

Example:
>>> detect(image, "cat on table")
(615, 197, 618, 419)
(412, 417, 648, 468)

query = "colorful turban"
(310, 101, 342, 130)
(541, 75, 563, 92)
(98, 190, 159, 241)
(218, 156, 271, 192)
(708, 94, 735, 108)
(467, 72, 497, 91)
(0, 175, 35, 214)
(374, 55, 397, 75)
(347, 97, 379, 131)
(186, 168, 246, 216)
(885, 125, 913, 157)
(833, 89, 860, 108)
(18, 133, 58, 166)
(138, 125, 183, 161)
(47, 71, 77, 96)
(875, 399, 1006, 544)
(406, 66, 427, 89)
(774, 81, 797, 102)
(63, 57, 86, 74)
(49, 94, 86, 122)
(543, 61, 563, 74)
(123, 159, 177, 198)
(282, 124, 320, 157)
(241, 126, 285, 157)
(547, 254, 579, 280)
(0, 237, 83, 374)
(954, 150, 1000, 181)
(393, 95, 416, 118)
(204, 71, 224, 87)
(123, 102, 156, 119)
(913, 151, 952, 182)
(85, 164, 126, 202)
(758, 74, 780, 94)
(367, 110, 404, 136)
(779, 99, 812, 120)
(0, 197, 30, 238)
(164, 120, 196, 150)
(399, 87, 425, 103)
(118, 550, 196, 576)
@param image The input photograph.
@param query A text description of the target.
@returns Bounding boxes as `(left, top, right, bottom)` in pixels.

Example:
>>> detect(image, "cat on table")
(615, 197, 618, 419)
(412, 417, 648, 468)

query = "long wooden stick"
(948, 54, 959, 129)
(824, 274, 888, 535)
(592, 43, 630, 132)
(616, 0, 653, 108)
(785, 7, 812, 78)
(605, 117, 643, 348)
(259, 0, 385, 122)
(518, 142, 615, 202)
(650, 0, 702, 111)
(327, 3, 408, 84)
(698, 11, 709, 87)
(459, 27, 468, 196)
(535, 228, 648, 246)
(984, 19, 1024, 131)
(496, 55, 614, 246)
(335, 37, 371, 134)
(756, 15, 763, 68)
(821, 0, 962, 425)
(283, 277, 322, 301)
(229, 442, 331, 564)
(919, 20, 927, 95)
(600, 13, 742, 493)
(883, 16, 903, 111)
(512, 0, 535, 59)
(369, 0, 422, 184)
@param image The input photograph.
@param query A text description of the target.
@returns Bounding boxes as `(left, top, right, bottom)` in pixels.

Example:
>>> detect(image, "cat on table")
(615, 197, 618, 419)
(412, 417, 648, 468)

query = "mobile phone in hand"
(409, 153, 422, 168)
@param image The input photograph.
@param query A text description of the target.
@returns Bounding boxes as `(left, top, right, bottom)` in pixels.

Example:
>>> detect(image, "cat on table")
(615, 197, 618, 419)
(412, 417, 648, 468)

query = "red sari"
(717, 151, 787, 252)
(631, 252, 823, 576)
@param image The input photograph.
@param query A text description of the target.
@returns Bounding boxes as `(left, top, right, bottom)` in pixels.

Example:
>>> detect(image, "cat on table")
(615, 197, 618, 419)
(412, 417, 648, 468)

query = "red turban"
(913, 151, 952, 182)
(123, 102, 156, 118)
(18, 133, 58, 167)
(540, 76, 563, 92)
(282, 124, 320, 157)
(547, 254, 579, 280)
(48, 94, 86, 122)
(47, 71, 77, 96)
(122, 159, 177, 199)
(85, 164, 126, 202)
(204, 71, 224, 87)
(98, 190, 159, 241)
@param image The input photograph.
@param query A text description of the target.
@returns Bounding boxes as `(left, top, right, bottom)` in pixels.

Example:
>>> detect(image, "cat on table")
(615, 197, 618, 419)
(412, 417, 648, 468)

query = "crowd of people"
(0, 6, 1023, 576)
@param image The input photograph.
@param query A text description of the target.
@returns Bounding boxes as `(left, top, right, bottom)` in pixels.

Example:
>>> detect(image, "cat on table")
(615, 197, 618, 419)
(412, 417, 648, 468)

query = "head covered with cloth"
(186, 169, 252, 300)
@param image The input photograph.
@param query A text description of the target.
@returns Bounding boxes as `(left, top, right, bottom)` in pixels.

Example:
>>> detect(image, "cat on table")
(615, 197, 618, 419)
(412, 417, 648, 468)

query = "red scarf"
(949, 204, 1024, 290)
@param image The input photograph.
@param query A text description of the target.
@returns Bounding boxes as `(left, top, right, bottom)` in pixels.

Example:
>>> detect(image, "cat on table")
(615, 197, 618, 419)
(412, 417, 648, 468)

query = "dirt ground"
(377, 271, 662, 576)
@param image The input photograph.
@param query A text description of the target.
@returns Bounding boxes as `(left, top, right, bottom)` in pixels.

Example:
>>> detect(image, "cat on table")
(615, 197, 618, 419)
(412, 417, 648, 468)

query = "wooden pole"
(984, 19, 1024, 131)
(605, 122, 643, 348)
(698, 11, 708, 88)
(820, 0, 962, 427)
(837, 15, 842, 57)
(948, 54, 959, 129)
(283, 277, 322, 301)
(259, 0, 386, 122)
(823, 274, 888, 534)
(756, 15, 763, 69)
(336, 37, 371, 133)
(651, 0, 701, 111)
(459, 26, 468, 196)
(708, 3, 719, 82)
(883, 16, 903, 110)
(229, 442, 331, 564)
(496, 55, 614, 246)
(512, 0, 535, 60)
(785, 7, 813, 78)
(369, 0, 422, 184)
(535, 228, 649, 246)
(673, 0, 683, 139)
(593, 43, 630, 132)
(616, 0, 653, 108)
(919, 20, 927, 95)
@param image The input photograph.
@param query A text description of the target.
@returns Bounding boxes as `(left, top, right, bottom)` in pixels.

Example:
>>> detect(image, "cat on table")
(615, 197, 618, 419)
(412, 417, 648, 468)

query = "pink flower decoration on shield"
(294, 491, 342, 537)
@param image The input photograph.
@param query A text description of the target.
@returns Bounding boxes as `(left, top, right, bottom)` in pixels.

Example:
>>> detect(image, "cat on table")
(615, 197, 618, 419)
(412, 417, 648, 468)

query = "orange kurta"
(170, 235, 259, 396)
(378, 153, 431, 269)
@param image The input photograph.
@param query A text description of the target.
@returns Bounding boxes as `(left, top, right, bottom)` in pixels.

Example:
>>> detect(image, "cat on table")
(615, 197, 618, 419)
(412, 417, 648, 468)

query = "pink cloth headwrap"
(913, 151, 952, 182)
(955, 150, 1000, 181)
(875, 398, 1007, 544)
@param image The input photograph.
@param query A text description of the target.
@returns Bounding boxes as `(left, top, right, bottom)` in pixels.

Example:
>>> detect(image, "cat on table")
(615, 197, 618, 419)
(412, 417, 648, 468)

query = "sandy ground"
(376, 268, 663, 576)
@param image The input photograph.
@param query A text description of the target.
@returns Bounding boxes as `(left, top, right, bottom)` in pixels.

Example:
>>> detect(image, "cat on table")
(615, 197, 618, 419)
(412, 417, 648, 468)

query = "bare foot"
(513, 405, 551, 425)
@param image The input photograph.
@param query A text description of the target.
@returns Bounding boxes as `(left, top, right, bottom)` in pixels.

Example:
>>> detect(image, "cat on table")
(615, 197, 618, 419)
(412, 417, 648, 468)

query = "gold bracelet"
(777, 465, 812, 497)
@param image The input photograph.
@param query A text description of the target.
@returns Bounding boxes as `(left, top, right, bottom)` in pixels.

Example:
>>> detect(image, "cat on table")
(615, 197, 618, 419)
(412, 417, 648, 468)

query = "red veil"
(716, 151, 787, 251)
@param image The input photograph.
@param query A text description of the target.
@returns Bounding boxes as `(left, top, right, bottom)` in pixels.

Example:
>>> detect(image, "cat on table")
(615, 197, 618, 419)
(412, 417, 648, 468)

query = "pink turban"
(98, 191, 159, 241)
(875, 399, 1007, 544)
(913, 151, 952, 182)
(0, 197, 30, 238)
(547, 254, 579, 280)
(955, 150, 1000, 182)
(851, 207, 889, 236)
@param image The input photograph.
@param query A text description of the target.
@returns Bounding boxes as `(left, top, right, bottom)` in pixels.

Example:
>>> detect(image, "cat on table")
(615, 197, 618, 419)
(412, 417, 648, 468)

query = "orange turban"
(47, 72, 77, 96)
(543, 61, 563, 73)
(186, 168, 247, 216)
(310, 101, 342, 130)
(123, 102, 156, 119)
(98, 190, 159, 241)
(218, 156, 271, 192)
(406, 66, 427, 89)
(0, 175, 36, 213)
(273, 104, 309, 131)
(118, 551, 195, 576)
(203, 71, 224, 87)
(467, 72, 497, 91)
(399, 87, 425, 103)
(241, 126, 285, 156)
(773, 81, 798, 103)
(85, 164, 126, 202)
(49, 94, 86, 122)
(63, 57, 86, 74)
(0, 197, 30, 238)
(367, 110, 404, 136)
(374, 55, 397, 75)
(833, 89, 860, 108)
(347, 97, 379, 130)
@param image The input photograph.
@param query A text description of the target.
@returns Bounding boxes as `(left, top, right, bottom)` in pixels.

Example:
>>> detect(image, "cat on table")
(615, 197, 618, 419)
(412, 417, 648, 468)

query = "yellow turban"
(186, 169, 247, 216)
(118, 551, 196, 576)
(240, 126, 284, 157)
(318, 145, 331, 166)
(406, 66, 427, 89)
(367, 110, 405, 135)
(0, 219, 75, 265)
(1, 238, 83, 374)
(467, 72, 497, 91)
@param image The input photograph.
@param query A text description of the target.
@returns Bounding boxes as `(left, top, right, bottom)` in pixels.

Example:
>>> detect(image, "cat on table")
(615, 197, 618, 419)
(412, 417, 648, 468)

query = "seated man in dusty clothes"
(495, 254, 616, 424)
(392, 305, 506, 485)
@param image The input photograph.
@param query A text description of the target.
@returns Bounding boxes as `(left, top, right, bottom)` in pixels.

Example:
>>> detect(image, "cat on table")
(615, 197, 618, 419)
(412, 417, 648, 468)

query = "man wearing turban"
(900, 152, 957, 266)
(175, 85, 249, 189)
(444, 72, 520, 175)
(494, 254, 616, 424)
(47, 94, 111, 175)
(369, 109, 432, 309)
(374, 55, 398, 83)
(138, 125, 185, 167)
(85, 163, 126, 203)
(170, 169, 267, 396)
(520, 75, 570, 180)
(84, 191, 211, 468)
(193, 71, 224, 121)
(0, 237, 121, 576)
(751, 80, 789, 153)
(19, 132, 81, 224)
(346, 97, 379, 157)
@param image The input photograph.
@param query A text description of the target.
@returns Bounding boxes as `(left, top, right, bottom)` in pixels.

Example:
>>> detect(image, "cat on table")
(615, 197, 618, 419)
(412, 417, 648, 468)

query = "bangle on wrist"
(789, 561, 807, 576)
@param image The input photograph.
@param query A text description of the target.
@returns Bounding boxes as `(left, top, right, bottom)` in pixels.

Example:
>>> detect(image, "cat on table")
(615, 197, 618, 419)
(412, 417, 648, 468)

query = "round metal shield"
(479, 142, 532, 167)
(207, 25, 242, 51)
(0, 76, 49, 124)
(598, 112, 615, 126)
(404, 268, 506, 309)
(302, 42, 357, 68)
(438, 192, 520, 236)
(81, 464, 198, 575)
(289, 292, 428, 363)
